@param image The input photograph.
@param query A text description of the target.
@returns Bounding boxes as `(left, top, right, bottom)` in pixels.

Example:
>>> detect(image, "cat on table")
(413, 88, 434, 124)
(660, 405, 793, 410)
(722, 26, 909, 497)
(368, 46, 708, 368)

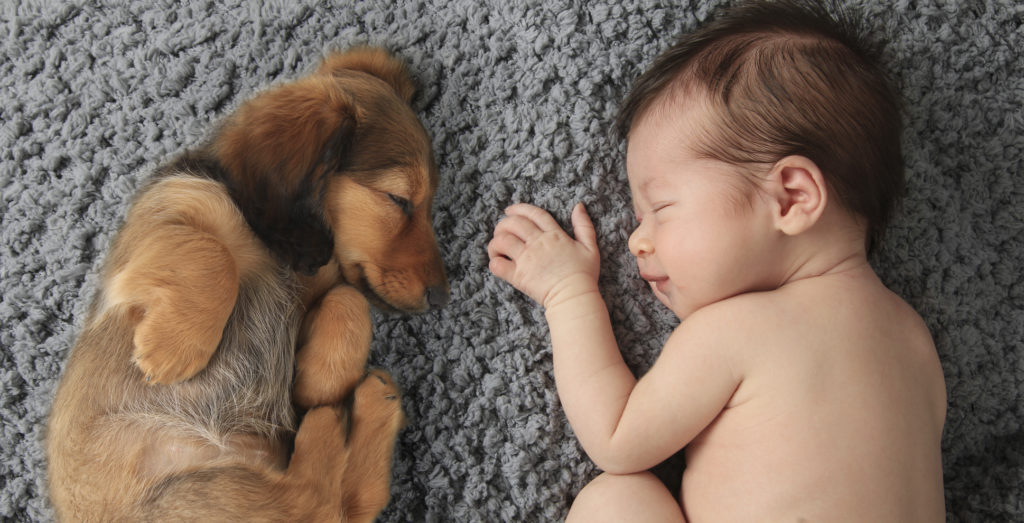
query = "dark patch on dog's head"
(209, 76, 359, 274)
(206, 49, 431, 275)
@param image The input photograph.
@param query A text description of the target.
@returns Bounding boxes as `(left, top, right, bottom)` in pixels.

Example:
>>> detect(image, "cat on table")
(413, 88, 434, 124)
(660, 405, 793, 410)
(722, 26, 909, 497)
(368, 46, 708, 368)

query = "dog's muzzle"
(426, 285, 449, 309)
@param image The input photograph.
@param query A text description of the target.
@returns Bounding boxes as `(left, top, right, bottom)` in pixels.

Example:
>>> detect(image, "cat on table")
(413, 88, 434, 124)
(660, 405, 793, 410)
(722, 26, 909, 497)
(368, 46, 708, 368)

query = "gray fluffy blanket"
(2, 1, 1021, 521)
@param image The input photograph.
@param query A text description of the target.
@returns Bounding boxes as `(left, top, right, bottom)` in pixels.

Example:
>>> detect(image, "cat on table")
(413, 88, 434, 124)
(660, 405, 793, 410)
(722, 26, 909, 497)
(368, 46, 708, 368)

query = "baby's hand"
(488, 203, 600, 308)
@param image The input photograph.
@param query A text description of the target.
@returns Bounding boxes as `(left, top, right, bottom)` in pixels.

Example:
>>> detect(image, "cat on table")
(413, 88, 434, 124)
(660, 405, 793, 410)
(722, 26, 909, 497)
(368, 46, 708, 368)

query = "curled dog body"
(46, 48, 448, 521)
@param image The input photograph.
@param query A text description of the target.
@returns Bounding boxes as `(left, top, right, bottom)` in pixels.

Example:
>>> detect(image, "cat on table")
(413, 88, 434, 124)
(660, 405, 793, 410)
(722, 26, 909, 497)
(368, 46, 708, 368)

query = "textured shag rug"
(2, 1, 1022, 521)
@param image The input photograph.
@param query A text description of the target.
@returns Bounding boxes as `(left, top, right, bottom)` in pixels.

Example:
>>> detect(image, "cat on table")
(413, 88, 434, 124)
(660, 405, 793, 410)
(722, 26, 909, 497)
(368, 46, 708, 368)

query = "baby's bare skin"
(677, 269, 945, 521)
(487, 104, 946, 519)
(493, 205, 945, 520)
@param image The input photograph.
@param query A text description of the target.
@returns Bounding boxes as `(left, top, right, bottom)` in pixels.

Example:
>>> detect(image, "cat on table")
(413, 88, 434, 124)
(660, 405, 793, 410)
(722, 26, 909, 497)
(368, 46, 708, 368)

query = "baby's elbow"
(594, 459, 641, 476)
(588, 444, 646, 475)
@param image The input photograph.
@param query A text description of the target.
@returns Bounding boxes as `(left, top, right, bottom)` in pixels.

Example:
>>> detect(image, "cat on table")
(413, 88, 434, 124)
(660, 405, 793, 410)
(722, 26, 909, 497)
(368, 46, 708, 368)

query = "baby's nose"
(628, 227, 654, 257)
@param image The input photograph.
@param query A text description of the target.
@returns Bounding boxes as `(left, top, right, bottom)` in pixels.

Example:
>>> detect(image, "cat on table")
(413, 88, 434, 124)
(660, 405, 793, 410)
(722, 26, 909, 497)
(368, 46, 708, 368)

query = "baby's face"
(625, 108, 782, 319)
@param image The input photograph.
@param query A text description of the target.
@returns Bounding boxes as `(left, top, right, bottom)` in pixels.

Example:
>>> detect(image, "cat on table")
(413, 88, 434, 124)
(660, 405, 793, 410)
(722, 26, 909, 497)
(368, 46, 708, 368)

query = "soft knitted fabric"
(2, 1, 1022, 520)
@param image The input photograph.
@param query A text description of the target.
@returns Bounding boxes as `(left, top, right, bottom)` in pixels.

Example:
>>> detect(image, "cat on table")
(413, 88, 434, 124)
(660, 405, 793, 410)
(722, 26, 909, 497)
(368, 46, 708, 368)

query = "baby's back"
(682, 269, 946, 522)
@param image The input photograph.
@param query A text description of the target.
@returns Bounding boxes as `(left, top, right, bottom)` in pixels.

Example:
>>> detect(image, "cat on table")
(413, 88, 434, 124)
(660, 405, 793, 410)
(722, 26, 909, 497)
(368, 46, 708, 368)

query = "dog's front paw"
(292, 348, 366, 409)
(293, 285, 372, 409)
(132, 307, 223, 384)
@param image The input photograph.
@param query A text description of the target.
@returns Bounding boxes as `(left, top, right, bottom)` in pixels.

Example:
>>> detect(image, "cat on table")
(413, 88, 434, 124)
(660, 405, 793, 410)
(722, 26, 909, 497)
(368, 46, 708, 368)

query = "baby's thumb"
(571, 203, 597, 250)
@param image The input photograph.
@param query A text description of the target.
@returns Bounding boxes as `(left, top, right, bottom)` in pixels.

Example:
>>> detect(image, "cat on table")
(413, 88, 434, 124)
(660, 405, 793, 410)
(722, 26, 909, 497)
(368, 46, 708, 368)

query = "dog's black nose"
(426, 286, 449, 309)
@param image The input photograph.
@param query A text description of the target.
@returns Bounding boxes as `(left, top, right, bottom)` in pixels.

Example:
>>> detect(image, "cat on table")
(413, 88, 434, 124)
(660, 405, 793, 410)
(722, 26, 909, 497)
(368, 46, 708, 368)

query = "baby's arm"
(489, 203, 638, 461)
(488, 203, 740, 473)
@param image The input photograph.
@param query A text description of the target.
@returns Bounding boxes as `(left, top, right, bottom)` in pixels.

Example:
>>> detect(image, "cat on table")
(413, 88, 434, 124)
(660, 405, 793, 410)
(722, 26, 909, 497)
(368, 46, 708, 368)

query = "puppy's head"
(213, 48, 448, 313)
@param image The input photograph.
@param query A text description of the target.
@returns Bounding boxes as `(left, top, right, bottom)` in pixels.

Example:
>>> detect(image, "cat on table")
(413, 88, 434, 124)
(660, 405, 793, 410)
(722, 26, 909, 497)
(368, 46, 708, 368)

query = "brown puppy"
(46, 48, 448, 521)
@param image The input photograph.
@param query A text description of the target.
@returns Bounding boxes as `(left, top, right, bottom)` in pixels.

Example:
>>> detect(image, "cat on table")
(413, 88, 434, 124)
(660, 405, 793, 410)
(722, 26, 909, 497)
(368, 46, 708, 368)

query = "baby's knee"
(567, 473, 622, 518)
(566, 471, 685, 523)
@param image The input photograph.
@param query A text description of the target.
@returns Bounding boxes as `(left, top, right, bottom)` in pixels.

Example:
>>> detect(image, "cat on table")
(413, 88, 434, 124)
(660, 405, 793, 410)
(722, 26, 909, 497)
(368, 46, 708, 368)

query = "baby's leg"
(566, 471, 686, 523)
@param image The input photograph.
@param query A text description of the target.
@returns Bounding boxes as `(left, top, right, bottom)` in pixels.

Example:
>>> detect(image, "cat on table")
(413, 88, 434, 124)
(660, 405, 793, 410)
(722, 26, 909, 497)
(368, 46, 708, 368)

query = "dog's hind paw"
(351, 369, 405, 432)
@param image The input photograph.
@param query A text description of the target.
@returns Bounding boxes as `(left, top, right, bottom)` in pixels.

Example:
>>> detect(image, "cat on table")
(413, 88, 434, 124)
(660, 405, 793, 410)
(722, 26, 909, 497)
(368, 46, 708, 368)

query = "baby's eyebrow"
(641, 177, 654, 191)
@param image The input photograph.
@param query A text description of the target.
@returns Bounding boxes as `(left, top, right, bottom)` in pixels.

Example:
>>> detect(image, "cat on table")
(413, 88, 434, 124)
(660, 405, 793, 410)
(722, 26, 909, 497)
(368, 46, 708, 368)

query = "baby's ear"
(766, 155, 827, 236)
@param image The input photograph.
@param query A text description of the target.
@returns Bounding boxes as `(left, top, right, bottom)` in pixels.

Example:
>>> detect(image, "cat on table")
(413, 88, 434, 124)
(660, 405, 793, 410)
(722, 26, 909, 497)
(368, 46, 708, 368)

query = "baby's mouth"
(639, 271, 664, 283)
(640, 272, 669, 293)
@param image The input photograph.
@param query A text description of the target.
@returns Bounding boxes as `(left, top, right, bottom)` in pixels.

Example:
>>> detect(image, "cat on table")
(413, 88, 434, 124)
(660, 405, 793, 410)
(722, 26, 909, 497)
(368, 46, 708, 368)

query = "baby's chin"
(651, 285, 697, 320)
(651, 286, 676, 315)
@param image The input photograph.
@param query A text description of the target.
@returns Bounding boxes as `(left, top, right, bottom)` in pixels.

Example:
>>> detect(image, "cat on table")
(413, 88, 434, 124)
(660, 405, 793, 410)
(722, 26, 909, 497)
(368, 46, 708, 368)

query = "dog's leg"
(277, 404, 354, 519)
(339, 369, 406, 523)
(293, 285, 372, 409)
(141, 405, 353, 521)
(110, 225, 239, 384)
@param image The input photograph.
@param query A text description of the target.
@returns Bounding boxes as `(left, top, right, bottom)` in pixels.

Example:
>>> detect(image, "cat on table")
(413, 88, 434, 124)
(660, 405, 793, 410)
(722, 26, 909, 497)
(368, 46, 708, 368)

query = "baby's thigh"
(566, 471, 686, 523)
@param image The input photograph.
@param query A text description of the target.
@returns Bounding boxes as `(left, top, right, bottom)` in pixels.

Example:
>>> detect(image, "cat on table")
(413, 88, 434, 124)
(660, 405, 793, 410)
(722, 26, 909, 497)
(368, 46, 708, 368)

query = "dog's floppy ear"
(212, 77, 356, 274)
(317, 47, 416, 102)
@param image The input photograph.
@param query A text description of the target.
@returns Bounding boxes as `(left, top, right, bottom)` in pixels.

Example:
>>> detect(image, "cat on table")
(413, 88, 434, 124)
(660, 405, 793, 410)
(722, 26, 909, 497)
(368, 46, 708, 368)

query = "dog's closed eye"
(387, 193, 412, 215)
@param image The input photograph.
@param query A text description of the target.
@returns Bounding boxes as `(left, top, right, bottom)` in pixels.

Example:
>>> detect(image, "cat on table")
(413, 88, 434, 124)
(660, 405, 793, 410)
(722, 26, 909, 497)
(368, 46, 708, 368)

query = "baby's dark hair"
(616, 0, 904, 253)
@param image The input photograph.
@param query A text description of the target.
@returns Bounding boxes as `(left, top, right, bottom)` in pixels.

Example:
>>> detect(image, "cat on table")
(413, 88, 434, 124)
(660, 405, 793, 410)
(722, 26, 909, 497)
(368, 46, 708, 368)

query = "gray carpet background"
(1, 1, 1021, 521)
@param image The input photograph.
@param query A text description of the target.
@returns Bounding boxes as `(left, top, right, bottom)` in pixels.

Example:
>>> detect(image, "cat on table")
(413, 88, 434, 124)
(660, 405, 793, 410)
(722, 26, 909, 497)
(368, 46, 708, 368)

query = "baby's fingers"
(494, 214, 544, 243)
(504, 203, 561, 232)
(487, 231, 524, 262)
(488, 256, 516, 283)
(571, 203, 597, 251)
(486, 233, 516, 282)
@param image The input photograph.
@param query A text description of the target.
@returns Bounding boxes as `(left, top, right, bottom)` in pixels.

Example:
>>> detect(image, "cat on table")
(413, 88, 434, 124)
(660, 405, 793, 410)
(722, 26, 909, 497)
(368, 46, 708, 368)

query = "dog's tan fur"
(46, 48, 448, 521)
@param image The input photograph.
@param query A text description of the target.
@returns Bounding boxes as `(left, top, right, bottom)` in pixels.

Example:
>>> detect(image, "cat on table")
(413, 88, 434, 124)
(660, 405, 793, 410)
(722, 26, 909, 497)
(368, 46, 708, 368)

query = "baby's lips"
(638, 270, 663, 282)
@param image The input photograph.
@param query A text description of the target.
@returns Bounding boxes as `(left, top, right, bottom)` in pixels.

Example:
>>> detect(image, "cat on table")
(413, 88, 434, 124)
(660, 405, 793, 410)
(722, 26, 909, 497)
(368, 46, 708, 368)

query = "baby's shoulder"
(670, 292, 785, 348)
(684, 288, 792, 329)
